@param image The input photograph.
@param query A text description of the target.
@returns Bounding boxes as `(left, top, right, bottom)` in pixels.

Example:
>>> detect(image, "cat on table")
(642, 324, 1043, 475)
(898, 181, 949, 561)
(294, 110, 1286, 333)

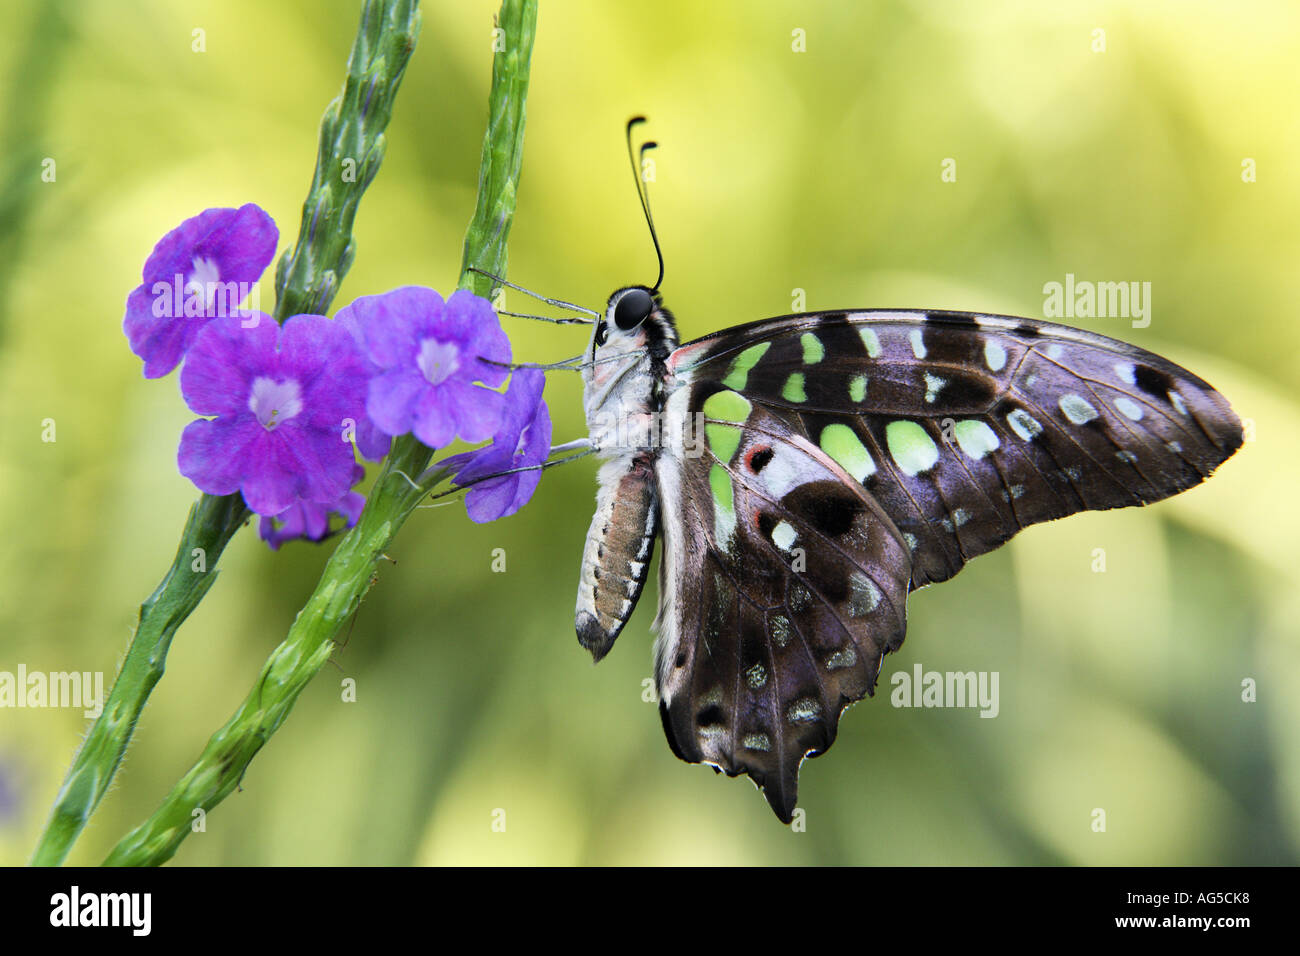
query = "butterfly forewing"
(672, 310, 1243, 589)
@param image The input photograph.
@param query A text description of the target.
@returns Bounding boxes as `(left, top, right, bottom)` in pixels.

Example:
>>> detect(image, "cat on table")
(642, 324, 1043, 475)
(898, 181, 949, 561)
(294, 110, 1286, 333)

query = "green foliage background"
(1, 0, 1296, 865)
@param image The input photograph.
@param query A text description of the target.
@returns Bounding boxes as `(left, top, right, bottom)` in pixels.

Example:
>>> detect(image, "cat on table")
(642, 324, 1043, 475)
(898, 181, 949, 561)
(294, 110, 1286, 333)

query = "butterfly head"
(588, 285, 678, 367)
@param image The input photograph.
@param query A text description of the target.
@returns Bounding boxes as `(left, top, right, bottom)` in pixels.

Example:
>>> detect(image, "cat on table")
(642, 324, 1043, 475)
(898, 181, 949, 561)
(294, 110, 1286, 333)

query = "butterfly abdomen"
(575, 454, 660, 662)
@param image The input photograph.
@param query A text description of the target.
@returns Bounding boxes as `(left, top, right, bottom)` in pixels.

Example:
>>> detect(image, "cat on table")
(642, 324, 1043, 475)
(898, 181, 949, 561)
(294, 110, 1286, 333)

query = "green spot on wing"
(820, 423, 876, 482)
(702, 389, 752, 423)
(849, 373, 868, 403)
(885, 420, 939, 475)
(706, 423, 742, 463)
(782, 373, 807, 402)
(800, 332, 824, 364)
(709, 464, 734, 515)
(953, 419, 1000, 460)
(858, 327, 882, 358)
(721, 342, 771, 390)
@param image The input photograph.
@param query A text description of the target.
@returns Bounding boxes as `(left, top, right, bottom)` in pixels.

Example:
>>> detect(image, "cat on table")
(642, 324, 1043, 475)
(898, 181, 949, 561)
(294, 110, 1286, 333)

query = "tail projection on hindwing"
(575, 291, 1242, 823)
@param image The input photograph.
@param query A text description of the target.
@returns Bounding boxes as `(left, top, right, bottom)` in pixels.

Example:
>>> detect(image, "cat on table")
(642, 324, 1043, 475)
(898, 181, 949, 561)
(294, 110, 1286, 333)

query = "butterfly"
(549, 121, 1243, 823)
(572, 287, 1241, 823)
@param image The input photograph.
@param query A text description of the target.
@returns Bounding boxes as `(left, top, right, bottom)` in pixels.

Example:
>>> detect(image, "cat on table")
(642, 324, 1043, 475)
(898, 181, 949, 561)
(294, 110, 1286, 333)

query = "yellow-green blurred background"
(1, 0, 1297, 865)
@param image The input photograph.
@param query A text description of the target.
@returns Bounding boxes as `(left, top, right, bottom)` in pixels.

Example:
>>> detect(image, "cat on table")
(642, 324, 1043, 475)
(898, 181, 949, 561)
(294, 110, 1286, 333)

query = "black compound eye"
(613, 288, 654, 331)
(594, 321, 609, 347)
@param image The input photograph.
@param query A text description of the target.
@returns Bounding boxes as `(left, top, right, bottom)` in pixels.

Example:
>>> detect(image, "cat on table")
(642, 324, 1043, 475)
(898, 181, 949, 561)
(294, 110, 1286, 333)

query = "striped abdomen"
(575, 453, 659, 662)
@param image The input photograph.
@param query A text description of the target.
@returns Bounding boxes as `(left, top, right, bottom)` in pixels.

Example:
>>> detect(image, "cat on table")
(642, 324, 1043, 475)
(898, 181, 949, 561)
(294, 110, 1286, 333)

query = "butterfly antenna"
(626, 116, 665, 292)
(466, 267, 599, 320)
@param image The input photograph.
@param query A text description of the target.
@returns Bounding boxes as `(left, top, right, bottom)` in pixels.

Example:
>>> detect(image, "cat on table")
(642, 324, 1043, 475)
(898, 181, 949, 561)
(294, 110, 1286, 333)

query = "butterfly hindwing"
(654, 394, 912, 820)
(671, 310, 1243, 588)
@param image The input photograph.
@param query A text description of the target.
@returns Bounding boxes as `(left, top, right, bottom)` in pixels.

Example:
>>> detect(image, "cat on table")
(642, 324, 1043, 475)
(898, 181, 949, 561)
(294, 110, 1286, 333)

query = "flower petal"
(352, 416, 392, 463)
(445, 381, 505, 445)
(500, 367, 546, 435)
(180, 315, 278, 417)
(341, 286, 444, 369)
(446, 289, 512, 388)
(367, 368, 426, 437)
(178, 418, 261, 496)
(281, 314, 369, 429)
(257, 464, 366, 550)
(464, 475, 520, 523)
(279, 423, 358, 505)
(197, 203, 279, 287)
(238, 433, 305, 515)
(410, 387, 458, 449)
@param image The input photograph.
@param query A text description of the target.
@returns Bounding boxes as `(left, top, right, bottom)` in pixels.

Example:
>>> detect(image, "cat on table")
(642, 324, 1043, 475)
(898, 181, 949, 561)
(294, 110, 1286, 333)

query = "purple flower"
(338, 286, 511, 449)
(258, 467, 366, 550)
(335, 308, 393, 463)
(447, 368, 551, 523)
(123, 204, 279, 378)
(177, 313, 370, 516)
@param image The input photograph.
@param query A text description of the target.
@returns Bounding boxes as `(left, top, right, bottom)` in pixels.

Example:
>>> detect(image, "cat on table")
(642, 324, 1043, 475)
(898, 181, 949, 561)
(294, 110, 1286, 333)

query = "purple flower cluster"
(124, 205, 551, 546)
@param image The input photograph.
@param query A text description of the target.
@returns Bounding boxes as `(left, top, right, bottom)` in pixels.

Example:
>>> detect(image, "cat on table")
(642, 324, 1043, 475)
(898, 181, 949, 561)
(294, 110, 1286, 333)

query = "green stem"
(29, 494, 245, 867)
(102, 0, 537, 867)
(30, 0, 421, 868)
(274, 0, 422, 319)
(458, 0, 535, 297)
(103, 437, 433, 867)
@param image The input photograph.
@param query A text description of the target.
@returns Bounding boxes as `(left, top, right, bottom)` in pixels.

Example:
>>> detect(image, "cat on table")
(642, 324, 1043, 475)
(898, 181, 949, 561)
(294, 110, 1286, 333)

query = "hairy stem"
(102, 0, 537, 867)
(30, 0, 421, 867)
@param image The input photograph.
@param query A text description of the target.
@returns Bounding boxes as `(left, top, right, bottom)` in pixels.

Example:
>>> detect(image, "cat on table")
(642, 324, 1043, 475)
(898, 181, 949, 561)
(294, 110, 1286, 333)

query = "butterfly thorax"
(575, 287, 680, 662)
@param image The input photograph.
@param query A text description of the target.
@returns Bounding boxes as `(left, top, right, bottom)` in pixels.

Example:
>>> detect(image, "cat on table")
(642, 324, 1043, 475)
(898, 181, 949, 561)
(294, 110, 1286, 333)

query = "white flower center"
(417, 338, 460, 385)
(248, 377, 303, 429)
(185, 256, 222, 312)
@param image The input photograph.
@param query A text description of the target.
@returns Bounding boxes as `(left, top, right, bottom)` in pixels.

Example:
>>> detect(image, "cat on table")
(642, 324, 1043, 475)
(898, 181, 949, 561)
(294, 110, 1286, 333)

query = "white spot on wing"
(923, 372, 946, 403)
(984, 341, 1007, 372)
(1059, 393, 1099, 425)
(1006, 409, 1043, 441)
(847, 573, 881, 617)
(771, 520, 797, 552)
(909, 329, 927, 359)
(758, 444, 822, 498)
(787, 698, 822, 723)
(1114, 397, 1144, 421)
(826, 647, 858, 670)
